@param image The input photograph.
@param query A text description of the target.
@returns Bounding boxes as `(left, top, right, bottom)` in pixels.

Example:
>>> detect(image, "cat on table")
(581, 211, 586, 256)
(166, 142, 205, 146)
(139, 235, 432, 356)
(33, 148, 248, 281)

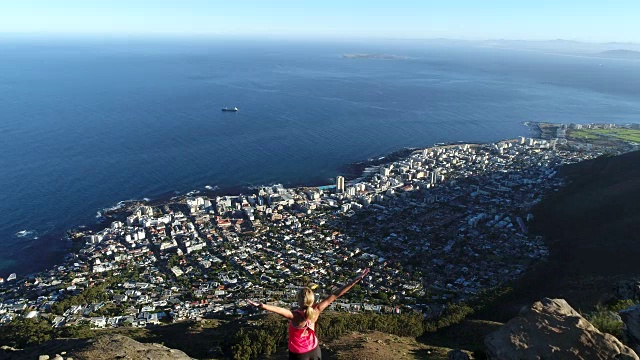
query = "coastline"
(0, 114, 549, 279)
(95, 146, 436, 229)
(5, 137, 510, 279)
(2, 120, 629, 281)
(3, 130, 530, 284)
(5, 144, 433, 278)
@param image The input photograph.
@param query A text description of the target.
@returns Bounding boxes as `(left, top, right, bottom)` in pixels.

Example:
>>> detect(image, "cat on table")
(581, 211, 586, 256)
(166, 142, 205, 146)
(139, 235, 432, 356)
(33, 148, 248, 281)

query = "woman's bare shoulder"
(290, 308, 304, 319)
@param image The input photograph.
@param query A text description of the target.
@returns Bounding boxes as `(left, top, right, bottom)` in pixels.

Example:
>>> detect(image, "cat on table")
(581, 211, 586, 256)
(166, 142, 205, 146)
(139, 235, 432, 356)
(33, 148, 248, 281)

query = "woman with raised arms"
(248, 268, 370, 360)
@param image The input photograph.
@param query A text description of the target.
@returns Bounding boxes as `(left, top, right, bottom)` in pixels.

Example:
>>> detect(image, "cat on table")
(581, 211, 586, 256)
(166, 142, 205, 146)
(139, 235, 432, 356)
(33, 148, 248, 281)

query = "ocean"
(1, 38, 639, 276)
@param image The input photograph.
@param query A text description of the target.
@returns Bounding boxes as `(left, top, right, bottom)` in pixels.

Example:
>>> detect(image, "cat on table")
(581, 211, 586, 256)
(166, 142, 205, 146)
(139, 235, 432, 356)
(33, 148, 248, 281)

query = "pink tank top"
(288, 310, 318, 353)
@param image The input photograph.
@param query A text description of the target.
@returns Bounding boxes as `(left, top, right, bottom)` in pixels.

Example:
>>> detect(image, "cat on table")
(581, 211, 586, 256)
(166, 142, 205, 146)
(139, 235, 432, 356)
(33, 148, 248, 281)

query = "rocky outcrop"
(448, 349, 470, 360)
(620, 305, 640, 354)
(1, 335, 192, 360)
(485, 298, 639, 360)
(71, 335, 192, 360)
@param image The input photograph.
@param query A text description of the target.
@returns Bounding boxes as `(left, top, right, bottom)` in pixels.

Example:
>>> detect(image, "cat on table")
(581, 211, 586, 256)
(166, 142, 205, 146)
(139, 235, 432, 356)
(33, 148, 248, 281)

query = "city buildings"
(336, 176, 345, 193)
(0, 129, 624, 330)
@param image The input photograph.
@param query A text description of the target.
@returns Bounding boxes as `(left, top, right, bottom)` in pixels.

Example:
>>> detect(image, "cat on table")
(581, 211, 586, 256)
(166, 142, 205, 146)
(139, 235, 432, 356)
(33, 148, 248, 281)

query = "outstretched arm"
(247, 299, 294, 319)
(315, 268, 370, 313)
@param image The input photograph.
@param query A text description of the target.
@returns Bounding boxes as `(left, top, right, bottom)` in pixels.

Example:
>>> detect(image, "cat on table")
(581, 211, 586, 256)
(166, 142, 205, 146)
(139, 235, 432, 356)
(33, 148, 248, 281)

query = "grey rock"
(448, 349, 470, 360)
(620, 305, 640, 354)
(1, 345, 20, 352)
(485, 298, 639, 360)
(610, 311, 624, 323)
(72, 334, 192, 360)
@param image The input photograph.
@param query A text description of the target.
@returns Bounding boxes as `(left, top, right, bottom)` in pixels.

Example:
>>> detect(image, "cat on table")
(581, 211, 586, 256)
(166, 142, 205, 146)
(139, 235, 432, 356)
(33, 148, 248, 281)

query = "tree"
(59, 323, 93, 338)
(0, 318, 54, 348)
(372, 291, 390, 305)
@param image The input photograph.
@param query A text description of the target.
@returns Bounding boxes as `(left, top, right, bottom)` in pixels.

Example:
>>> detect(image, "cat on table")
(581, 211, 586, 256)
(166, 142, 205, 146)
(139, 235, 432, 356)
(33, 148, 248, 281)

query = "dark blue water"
(1, 38, 640, 276)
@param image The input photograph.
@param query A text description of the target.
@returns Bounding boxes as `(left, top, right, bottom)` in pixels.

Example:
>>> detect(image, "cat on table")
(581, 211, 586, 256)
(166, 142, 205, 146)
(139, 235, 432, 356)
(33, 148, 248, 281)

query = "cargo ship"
(222, 107, 238, 112)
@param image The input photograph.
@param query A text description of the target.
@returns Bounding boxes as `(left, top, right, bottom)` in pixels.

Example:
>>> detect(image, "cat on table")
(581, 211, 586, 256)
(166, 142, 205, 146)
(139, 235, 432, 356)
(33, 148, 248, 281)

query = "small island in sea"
(342, 53, 410, 60)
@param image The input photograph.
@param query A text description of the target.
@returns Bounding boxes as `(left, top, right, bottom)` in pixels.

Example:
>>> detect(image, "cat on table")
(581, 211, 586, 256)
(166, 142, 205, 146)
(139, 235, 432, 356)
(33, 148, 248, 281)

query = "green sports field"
(569, 128, 640, 143)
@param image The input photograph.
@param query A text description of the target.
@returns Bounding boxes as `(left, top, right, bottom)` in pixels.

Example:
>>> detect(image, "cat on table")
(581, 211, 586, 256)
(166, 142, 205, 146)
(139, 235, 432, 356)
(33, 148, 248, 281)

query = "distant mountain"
(477, 39, 640, 56)
(385, 38, 640, 57)
(598, 49, 640, 59)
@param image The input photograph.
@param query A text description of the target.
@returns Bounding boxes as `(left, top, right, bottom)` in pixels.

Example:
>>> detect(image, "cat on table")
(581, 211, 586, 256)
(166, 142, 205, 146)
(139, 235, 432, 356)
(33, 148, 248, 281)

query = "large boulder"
(448, 349, 470, 360)
(70, 334, 192, 360)
(485, 298, 639, 360)
(620, 305, 640, 354)
(0, 335, 192, 360)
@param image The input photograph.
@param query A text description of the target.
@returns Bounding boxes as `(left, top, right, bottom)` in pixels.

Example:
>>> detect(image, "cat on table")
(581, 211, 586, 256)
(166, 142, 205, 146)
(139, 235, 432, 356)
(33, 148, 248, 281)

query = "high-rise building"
(336, 176, 345, 193)
(430, 170, 438, 185)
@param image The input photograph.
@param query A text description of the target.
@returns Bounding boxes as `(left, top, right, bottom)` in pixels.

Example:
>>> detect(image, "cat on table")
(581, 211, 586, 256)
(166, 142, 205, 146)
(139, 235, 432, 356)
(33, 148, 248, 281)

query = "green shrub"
(0, 318, 54, 348)
(586, 306, 624, 339)
(229, 312, 425, 359)
(609, 299, 637, 313)
(423, 303, 474, 332)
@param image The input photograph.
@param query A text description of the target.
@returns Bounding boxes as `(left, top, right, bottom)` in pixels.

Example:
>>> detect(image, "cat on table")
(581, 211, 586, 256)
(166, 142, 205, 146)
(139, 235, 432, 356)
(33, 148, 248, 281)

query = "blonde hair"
(296, 287, 316, 321)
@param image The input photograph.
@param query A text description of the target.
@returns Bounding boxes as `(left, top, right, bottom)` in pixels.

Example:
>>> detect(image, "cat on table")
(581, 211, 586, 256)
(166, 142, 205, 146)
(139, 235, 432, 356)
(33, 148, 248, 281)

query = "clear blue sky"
(1, 0, 638, 42)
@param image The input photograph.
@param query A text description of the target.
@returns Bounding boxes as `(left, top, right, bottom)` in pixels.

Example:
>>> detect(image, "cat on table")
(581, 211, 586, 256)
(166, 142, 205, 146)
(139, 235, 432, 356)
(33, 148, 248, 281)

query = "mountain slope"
(486, 150, 640, 318)
(534, 150, 640, 254)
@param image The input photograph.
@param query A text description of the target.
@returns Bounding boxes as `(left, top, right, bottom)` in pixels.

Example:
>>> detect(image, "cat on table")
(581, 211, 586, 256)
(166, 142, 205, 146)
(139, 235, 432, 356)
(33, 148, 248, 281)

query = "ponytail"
(296, 287, 317, 321)
(305, 305, 315, 321)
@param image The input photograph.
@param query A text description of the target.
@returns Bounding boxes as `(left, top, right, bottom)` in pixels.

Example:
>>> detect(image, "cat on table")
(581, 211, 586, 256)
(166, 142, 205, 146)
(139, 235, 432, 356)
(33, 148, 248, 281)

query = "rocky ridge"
(485, 298, 639, 360)
(0, 334, 191, 360)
